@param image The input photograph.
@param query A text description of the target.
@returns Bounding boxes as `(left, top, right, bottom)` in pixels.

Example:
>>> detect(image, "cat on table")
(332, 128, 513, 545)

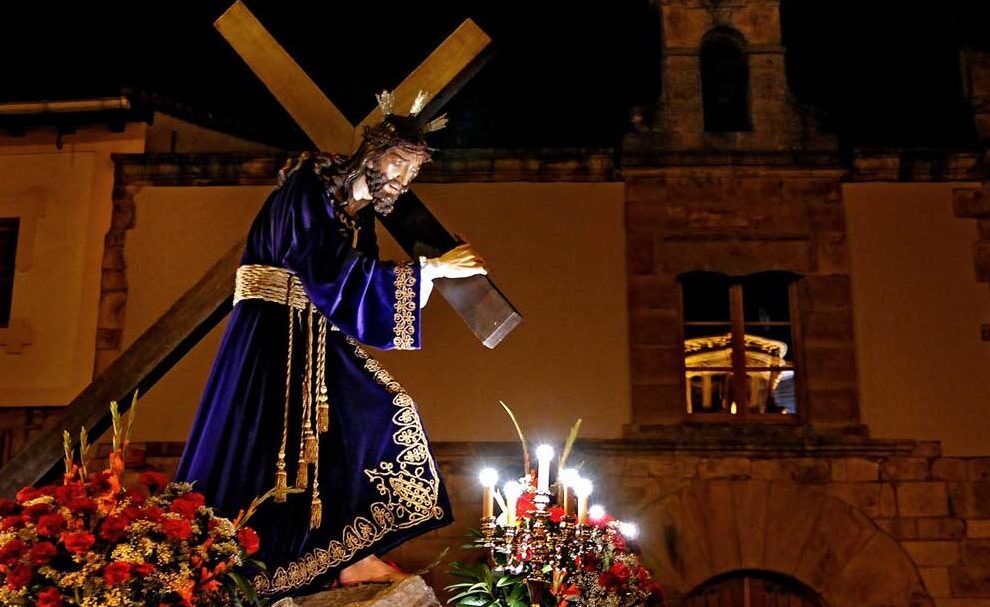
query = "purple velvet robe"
(174, 163, 453, 598)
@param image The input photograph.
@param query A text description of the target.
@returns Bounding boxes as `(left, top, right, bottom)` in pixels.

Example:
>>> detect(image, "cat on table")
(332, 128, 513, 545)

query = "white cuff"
(418, 256, 437, 308)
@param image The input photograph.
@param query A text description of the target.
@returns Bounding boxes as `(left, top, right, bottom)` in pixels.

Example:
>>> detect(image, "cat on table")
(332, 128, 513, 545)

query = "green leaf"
(228, 570, 258, 602)
(495, 575, 517, 588)
(448, 590, 484, 603)
(461, 596, 490, 607)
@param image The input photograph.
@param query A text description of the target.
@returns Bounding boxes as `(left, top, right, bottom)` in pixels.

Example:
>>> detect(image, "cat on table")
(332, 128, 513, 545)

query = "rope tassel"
(295, 459, 309, 489)
(303, 430, 318, 463)
(274, 468, 288, 503)
(310, 495, 322, 529)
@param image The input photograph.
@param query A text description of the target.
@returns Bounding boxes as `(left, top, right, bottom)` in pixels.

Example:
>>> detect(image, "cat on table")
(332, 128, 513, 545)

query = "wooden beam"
(214, 1, 354, 153)
(352, 19, 493, 150)
(0, 241, 243, 497)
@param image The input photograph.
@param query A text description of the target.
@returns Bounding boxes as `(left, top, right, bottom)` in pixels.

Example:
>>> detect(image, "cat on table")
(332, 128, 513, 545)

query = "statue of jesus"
(174, 92, 486, 598)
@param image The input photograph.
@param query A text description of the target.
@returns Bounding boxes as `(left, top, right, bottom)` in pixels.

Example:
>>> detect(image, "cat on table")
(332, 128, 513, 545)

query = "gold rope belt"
(233, 263, 329, 529)
(234, 264, 310, 310)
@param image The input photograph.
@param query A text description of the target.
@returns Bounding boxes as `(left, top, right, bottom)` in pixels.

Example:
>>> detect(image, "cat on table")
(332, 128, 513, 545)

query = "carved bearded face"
(363, 145, 428, 215)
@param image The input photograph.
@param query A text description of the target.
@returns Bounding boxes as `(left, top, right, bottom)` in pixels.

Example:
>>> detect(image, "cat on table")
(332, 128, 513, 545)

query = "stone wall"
(102, 438, 990, 606)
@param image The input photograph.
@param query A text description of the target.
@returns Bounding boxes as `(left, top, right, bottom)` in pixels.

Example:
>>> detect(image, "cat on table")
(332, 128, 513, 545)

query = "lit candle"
(479, 468, 498, 519)
(535, 445, 554, 493)
(588, 504, 606, 522)
(618, 521, 639, 539)
(574, 478, 593, 524)
(503, 480, 523, 527)
(559, 468, 580, 515)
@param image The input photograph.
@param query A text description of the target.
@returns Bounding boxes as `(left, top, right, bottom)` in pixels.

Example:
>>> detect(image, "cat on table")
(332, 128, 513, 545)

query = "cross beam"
(216, 2, 519, 347)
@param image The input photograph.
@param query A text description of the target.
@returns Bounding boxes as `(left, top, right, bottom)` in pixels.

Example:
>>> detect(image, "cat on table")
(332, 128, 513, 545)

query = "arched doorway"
(683, 570, 824, 607)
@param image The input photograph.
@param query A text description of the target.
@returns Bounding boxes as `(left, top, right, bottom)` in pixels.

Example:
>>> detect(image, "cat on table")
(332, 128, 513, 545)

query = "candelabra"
(477, 446, 621, 607)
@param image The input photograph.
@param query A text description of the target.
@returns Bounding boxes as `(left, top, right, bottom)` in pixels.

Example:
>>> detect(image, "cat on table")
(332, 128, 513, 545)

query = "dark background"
(2, 1, 987, 149)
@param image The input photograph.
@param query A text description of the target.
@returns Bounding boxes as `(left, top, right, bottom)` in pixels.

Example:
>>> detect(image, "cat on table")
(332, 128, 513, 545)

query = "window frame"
(678, 272, 805, 424)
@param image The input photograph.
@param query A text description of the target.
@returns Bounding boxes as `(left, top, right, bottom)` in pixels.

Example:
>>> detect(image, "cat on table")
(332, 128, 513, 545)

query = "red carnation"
(29, 542, 58, 566)
(516, 492, 537, 518)
(237, 527, 260, 555)
(0, 499, 17, 515)
(133, 562, 155, 577)
(6, 563, 33, 590)
(52, 483, 86, 506)
(16, 487, 42, 503)
(162, 518, 193, 541)
(180, 492, 205, 509)
(1, 514, 24, 530)
(60, 531, 96, 555)
(36, 513, 67, 537)
(0, 538, 27, 566)
(25, 502, 53, 519)
(66, 496, 98, 515)
(99, 515, 130, 543)
(548, 505, 565, 524)
(123, 505, 164, 522)
(139, 471, 169, 491)
(103, 561, 133, 586)
(125, 488, 147, 506)
(169, 497, 199, 519)
(37, 586, 63, 607)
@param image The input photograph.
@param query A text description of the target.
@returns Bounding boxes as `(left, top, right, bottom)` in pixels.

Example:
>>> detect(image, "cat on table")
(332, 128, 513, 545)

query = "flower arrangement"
(447, 403, 664, 607)
(0, 397, 272, 607)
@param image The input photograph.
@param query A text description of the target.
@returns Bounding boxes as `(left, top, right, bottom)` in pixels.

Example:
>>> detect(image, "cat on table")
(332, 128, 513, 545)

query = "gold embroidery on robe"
(252, 335, 444, 595)
(392, 262, 417, 350)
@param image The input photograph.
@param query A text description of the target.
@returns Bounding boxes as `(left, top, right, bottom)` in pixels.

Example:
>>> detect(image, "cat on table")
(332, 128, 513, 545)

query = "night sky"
(1, 1, 987, 149)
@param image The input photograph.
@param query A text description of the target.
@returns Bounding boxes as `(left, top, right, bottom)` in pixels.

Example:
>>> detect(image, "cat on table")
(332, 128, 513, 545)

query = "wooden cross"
(215, 2, 520, 348)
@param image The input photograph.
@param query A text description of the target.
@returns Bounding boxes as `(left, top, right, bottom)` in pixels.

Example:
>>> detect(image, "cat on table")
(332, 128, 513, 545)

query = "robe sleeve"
(279, 169, 422, 351)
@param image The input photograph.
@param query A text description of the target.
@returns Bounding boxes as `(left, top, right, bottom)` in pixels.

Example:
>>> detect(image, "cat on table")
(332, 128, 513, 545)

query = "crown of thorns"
(361, 89, 448, 152)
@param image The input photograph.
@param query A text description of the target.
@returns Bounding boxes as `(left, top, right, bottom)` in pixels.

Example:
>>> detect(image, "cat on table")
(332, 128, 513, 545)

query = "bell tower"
(627, 0, 834, 155)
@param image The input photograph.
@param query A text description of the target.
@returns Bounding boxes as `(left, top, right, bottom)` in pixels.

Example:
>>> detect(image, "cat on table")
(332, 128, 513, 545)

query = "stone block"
(935, 459, 970, 481)
(807, 388, 860, 423)
(798, 275, 852, 310)
(920, 567, 952, 598)
(97, 291, 128, 330)
(832, 458, 880, 482)
(751, 458, 830, 484)
(899, 483, 950, 517)
(631, 384, 684, 424)
(812, 231, 850, 274)
(964, 541, 990, 567)
(884, 458, 933, 481)
(902, 541, 961, 567)
(827, 483, 897, 518)
(950, 567, 990, 598)
(950, 483, 990, 518)
(804, 346, 857, 389)
(970, 460, 990, 482)
(626, 231, 655, 276)
(626, 200, 688, 230)
(970, 521, 990, 539)
(630, 345, 682, 384)
(917, 518, 968, 541)
(628, 275, 680, 310)
(876, 518, 919, 540)
(801, 309, 855, 344)
(100, 269, 128, 292)
(101, 245, 127, 271)
(697, 457, 751, 480)
(629, 310, 679, 346)
(626, 180, 668, 204)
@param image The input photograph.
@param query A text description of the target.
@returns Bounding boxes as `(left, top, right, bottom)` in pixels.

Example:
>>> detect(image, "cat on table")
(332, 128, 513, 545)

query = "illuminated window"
(680, 271, 799, 419)
(0, 218, 19, 328)
(700, 28, 751, 133)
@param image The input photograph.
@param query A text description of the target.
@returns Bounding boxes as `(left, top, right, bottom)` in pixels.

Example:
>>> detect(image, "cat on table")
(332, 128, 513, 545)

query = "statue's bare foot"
(339, 555, 408, 586)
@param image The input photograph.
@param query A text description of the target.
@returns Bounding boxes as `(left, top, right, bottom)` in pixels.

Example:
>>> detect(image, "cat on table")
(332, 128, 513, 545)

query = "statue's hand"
(426, 243, 487, 279)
